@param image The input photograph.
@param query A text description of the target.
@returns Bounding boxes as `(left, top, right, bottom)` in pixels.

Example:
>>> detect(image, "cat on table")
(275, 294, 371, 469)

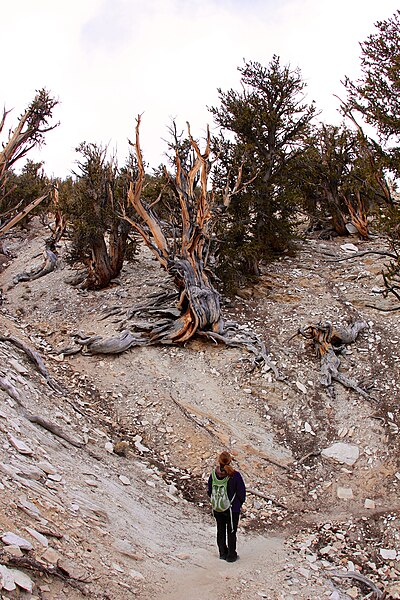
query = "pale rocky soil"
(0, 218, 400, 599)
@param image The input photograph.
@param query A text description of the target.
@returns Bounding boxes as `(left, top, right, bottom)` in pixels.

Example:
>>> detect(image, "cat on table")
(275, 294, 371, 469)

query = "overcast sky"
(1, 0, 399, 177)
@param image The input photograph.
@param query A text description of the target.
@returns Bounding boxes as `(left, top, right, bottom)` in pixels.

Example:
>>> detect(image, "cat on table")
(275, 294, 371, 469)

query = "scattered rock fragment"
(41, 547, 61, 564)
(11, 568, 34, 593)
(1, 531, 33, 550)
(336, 486, 353, 500)
(7, 434, 34, 456)
(134, 440, 150, 453)
(129, 569, 145, 580)
(119, 475, 131, 485)
(0, 564, 16, 591)
(25, 526, 49, 547)
(321, 443, 359, 466)
(380, 548, 397, 560)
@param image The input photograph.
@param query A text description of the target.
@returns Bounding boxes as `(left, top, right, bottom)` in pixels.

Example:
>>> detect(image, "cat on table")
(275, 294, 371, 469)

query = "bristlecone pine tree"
(70, 116, 278, 373)
(344, 9, 400, 308)
(0, 89, 58, 248)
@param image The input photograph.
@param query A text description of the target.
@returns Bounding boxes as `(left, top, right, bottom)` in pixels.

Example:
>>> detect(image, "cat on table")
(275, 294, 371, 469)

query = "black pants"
(213, 510, 240, 559)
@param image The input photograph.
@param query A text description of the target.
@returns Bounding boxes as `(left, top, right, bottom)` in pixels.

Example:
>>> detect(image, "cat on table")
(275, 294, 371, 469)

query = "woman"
(207, 451, 246, 562)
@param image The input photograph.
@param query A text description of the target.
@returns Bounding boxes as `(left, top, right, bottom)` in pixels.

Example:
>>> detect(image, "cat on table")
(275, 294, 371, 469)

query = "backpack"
(210, 469, 235, 512)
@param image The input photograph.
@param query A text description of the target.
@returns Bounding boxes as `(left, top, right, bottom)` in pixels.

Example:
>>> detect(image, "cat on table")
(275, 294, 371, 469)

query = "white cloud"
(1, 0, 398, 176)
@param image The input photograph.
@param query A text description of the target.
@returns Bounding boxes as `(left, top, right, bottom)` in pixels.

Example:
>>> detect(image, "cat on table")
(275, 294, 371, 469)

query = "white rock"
(12, 568, 34, 592)
(105, 442, 114, 453)
(340, 243, 358, 252)
(364, 498, 375, 509)
(0, 564, 16, 591)
(345, 222, 358, 234)
(337, 486, 353, 500)
(134, 440, 150, 453)
(36, 461, 57, 474)
(119, 475, 131, 485)
(25, 527, 49, 547)
(129, 569, 144, 580)
(296, 381, 307, 394)
(7, 434, 33, 455)
(380, 548, 397, 560)
(321, 442, 359, 466)
(168, 483, 178, 495)
(304, 422, 315, 435)
(1, 532, 33, 550)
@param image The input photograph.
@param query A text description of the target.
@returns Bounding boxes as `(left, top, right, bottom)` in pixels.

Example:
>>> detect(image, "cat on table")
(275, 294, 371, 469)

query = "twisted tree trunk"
(298, 321, 372, 400)
(66, 117, 277, 372)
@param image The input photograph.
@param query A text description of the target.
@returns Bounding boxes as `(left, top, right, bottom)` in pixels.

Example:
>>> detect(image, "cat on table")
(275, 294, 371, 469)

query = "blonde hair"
(218, 451, 235, 477)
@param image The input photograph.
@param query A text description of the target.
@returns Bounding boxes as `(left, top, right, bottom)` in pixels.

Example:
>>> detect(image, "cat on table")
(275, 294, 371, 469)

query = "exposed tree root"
(297, 321, 373, 400)
(68, 283, 278, 370)
(330, 570, 386, 599)
(67, 318, 277, 372)
(13, 248, 57, 284)
(0, 551, 91, 595)
(247, 487, 288, 509)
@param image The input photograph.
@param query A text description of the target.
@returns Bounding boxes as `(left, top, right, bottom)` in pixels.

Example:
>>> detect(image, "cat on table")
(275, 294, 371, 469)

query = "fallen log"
(13, 248, 57, 284)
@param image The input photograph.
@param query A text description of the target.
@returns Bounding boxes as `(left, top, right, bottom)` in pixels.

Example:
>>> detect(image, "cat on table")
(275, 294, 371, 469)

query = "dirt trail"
(155, 531, 326, 600)
(156, 535, 297, 600)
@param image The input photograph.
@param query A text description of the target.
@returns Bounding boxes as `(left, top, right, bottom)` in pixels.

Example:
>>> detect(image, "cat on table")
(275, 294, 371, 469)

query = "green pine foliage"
(210, 56, 316, 289)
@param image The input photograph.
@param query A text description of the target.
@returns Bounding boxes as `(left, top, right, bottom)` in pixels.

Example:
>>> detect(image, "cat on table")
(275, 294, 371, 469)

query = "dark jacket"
(207, 468, 246, 513)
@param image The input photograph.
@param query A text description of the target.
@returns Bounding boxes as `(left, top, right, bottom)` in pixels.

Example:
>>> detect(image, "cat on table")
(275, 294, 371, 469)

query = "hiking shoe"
(226, 555, 239, 562)
(219, 554, 227, 560)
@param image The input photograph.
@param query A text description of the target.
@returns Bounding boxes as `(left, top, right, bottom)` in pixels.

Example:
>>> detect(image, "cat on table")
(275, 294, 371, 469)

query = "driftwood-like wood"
(0, 376, 23, 404)
(298, 321, 372, 400)
(0, 335, 65, 393)
(13, 248, 57, 284)
(25, 413, 84, 448)
(0, 193, 49, 237)
(330, 570, 385, 599)
(71, 117, 277, 370)
(247, 487, 287, 510)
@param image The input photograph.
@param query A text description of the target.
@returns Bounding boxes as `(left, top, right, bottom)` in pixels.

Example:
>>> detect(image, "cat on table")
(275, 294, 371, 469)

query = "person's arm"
(207, 474, 212, 497)
(235, 472, 246, 505)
